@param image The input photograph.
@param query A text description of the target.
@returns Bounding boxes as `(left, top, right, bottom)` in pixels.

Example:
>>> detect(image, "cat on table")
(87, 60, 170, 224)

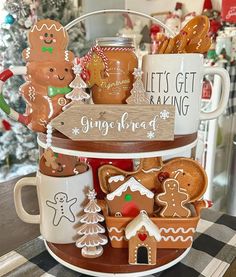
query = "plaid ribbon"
(0, 209, 235, 277)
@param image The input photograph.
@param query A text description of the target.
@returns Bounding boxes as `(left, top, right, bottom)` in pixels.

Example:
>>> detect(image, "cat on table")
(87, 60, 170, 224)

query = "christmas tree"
(76, 189, 108, 258)
(126, 68, 149, 104)
(0, 0, 86, 179)
(64, 62, 90, 109)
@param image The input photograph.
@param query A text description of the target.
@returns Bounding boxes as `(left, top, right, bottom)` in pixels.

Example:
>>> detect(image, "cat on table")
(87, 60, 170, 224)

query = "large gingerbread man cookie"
(22, 19, 74, 62)
(156, 178, 191, 218)
(19, 60, 74, 132)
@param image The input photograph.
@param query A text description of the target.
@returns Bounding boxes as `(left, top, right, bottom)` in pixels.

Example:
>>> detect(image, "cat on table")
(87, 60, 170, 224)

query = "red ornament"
(202, 79, 212, 100)
(202, 0, 213, 12)
(150, 24, 161, 36)
(2, 119, 11, 131)
(138, 233, 147, 241)
(158, 172, 170, 183)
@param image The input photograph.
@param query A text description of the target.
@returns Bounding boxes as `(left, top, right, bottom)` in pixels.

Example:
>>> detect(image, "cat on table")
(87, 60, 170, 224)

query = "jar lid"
(95, 37, 134, 47)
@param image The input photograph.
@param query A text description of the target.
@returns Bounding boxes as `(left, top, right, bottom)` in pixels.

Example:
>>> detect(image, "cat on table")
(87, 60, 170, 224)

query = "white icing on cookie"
(107, 227, 125, 233)
(108, 175, 125, 184)
(106, 177, 154, 201)
(109, 236, 124, 241)
(28, 86, 35, 101)
(26, 47, 31, 59)
(65, 50, 69, 61)
(31, 23, 65, 37)
(159, 227, 195, 234)
(161, 236, 193, 242)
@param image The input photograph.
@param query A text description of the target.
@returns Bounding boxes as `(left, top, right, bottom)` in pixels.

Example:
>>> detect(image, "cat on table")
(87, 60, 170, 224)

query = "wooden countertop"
(0, 173, 40, 256)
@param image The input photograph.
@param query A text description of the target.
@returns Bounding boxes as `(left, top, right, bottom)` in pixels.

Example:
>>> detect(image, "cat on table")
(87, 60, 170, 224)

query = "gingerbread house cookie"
(125, 211, 161, 265)
(106, 176, 154, 217)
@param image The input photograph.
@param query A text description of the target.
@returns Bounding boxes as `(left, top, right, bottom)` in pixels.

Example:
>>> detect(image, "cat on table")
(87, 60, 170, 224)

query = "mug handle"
(200, 66, 230, 120)
(14, 177, 40, 224)
(0, 66, 30, 126)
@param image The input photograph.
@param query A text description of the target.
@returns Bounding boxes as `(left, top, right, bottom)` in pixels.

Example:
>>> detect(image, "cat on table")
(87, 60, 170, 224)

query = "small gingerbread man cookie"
(156, 178, 191, 218)
(86, 53, 107, 87)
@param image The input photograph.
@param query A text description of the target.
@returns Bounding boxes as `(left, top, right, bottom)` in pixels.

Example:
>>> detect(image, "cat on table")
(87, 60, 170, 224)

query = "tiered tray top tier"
(38, 131, 197, 159)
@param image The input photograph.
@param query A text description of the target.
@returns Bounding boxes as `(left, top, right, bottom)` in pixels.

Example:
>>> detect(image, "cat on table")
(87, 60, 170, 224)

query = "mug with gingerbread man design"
(14, 168, 93, 244)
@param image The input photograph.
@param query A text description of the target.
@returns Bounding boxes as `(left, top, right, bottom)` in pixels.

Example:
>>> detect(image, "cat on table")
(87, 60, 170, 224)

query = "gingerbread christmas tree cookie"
(76, 189, 108, 258)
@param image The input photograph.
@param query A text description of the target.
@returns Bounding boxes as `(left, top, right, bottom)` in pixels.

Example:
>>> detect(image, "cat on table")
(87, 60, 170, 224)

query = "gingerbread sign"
(156, 178, 191, 218)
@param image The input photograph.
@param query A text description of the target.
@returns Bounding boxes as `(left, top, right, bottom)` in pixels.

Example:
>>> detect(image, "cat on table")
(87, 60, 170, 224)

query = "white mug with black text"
(142, 54, 230, 135)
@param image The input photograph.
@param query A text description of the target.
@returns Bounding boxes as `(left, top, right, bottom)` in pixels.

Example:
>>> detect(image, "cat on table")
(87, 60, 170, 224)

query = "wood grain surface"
(51, 104, 175, 141)
(47, 242, 185, 273)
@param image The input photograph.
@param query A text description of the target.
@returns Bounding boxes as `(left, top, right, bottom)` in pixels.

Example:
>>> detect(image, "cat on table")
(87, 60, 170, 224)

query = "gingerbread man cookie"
(156, 178, 191, 218)
(43, 148, 58, 170)
(86, 52, 107, 87)
(22, 19, 74, 62)
(39, 150, 88, 177)
(46, 192, 77, 226)
(19, 60, 74, 132)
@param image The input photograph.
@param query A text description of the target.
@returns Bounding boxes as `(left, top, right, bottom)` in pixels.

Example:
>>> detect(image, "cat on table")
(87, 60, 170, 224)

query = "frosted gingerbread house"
(125, 211, 161, 265)
(106, 176, 154, 217)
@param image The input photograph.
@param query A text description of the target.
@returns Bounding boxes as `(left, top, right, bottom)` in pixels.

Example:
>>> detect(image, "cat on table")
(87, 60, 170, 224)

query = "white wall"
(125, 0, 222, 16)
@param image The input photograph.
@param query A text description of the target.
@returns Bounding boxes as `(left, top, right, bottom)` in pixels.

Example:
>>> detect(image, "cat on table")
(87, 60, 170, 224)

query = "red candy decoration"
(81, 69, 90, 82)
(138, 233, 147, 241)
(2, 119, 11, 131)
(158, 172, 170, 183)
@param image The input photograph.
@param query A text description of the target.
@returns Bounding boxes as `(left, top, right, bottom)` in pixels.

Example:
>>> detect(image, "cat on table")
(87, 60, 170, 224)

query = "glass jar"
(89, 37, 138, 104)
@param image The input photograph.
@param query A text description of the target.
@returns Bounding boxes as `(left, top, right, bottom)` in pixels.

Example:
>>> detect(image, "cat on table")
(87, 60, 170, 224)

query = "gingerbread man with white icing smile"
(156, 178, 191, 218)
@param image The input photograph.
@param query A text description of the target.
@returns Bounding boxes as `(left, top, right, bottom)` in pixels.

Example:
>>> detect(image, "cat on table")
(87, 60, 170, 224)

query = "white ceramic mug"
(142, 54, 230, 135)
(14, 168, 93, 244)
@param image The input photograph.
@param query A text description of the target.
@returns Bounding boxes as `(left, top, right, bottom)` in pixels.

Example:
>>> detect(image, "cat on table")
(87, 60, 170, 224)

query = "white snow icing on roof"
(125, 211, 161, 241)
(106, 176, 154, 201)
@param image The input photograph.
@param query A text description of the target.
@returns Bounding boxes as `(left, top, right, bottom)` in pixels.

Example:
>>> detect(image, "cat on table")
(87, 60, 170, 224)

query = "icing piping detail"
(107, 177, 154, 201)
(31, 24, 65, 37)
(65, 50, 69, 61)
(160, 236, 193, 242)
(28, 86, 35, 101)
(44, 96, 54, 119)
(107, 227, 125, 233)
(109, 236, 125, 241)
(159, 227, 195, 234)
(26, 47, 31, 59)
(108, 175, 125, 184)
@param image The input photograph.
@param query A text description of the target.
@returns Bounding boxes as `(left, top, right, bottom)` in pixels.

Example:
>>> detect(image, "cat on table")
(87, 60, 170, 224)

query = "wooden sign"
(51, 104, 175, 141)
